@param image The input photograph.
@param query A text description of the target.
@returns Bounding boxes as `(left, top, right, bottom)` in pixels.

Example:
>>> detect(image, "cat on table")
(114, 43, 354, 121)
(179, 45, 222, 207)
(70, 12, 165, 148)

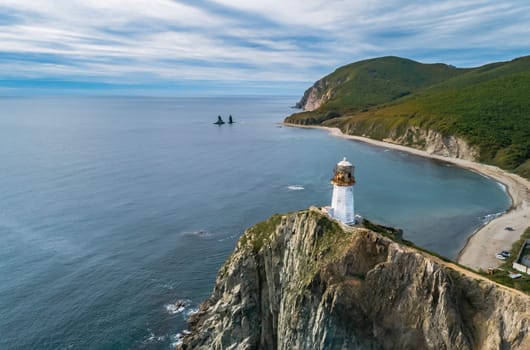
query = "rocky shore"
(179, 208, 530, 349)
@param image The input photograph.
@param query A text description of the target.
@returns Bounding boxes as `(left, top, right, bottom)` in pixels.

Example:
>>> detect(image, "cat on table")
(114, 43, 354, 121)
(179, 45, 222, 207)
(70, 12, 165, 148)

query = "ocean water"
(0, 96, 510, 349)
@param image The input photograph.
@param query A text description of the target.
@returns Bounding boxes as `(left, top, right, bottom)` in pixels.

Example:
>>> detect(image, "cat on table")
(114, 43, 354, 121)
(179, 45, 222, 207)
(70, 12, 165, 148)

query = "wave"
(496, 181, 507, 192)
(170, 330, 193, 347)
(181, 229, 211, 237)
(481, 211, 505, 225)
(142, 330, 166, 345)
(160, 283, 175, 290)
(170, 333, 183, 348)
(472, 171, 507, 191)
(185, 306, 199, 317)
(286, 185, 305, 191)
(165, 299, 191, 315)
(217, 233, 238, 242)
(143, 327, 192, 347)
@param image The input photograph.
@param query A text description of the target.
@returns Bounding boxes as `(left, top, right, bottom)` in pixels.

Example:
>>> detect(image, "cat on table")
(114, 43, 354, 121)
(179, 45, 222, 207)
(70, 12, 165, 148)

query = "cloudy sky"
(1, 0, 529, 95)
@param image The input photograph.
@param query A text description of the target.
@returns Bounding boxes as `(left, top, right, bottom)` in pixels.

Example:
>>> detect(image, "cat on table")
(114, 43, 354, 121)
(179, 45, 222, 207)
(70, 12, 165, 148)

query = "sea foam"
(481, 211, 505, 224)
(165, 299, 191, 315)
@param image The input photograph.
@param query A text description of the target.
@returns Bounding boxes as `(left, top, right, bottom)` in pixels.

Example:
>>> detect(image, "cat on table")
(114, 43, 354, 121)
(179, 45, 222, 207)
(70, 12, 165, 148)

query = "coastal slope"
(294, 56, 465, 114)
(286, 56, 530, 179)
(179, 209, 530, 350)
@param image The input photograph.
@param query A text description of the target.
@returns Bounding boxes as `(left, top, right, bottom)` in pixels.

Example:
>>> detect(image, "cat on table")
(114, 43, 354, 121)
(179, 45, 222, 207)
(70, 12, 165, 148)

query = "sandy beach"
(285, 123, 530, 271)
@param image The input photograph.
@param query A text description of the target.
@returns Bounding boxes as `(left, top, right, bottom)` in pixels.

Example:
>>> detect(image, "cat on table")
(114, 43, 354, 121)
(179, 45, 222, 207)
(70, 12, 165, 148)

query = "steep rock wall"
(384, 126, 479, 161)
(179, 209, 530, 350)
(296, 79, 334, 111)
(328, 120, 480, 161)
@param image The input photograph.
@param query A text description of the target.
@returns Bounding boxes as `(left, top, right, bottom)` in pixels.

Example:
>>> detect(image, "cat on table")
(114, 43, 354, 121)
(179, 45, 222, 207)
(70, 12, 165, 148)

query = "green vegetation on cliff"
(292, 56, 465, 123)
(181, 210, 530, 350)
(286, 56, 530, 179)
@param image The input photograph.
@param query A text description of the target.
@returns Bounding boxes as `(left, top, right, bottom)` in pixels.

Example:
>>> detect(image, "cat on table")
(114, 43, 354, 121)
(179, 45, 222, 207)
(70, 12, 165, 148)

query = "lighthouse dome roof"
(337, 157, 352, 166)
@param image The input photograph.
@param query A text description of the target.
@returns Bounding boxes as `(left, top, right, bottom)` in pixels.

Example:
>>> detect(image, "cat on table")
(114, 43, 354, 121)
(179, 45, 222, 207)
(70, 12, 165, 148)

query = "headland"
(179, 208, 530, 349)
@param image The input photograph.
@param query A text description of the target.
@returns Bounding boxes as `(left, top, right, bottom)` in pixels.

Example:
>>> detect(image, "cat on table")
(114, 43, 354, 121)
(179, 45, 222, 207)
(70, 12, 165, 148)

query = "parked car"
(495, 253, 507, 260)
(500, 250, 511, 258)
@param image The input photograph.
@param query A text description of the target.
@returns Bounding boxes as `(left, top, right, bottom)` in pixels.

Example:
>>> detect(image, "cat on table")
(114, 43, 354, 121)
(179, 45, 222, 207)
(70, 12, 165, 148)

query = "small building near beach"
(512, 239, 530, 274)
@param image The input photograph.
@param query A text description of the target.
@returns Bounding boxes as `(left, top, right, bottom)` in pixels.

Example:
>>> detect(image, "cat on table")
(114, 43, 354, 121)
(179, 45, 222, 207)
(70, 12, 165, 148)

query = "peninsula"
(179, 208, 530, 349)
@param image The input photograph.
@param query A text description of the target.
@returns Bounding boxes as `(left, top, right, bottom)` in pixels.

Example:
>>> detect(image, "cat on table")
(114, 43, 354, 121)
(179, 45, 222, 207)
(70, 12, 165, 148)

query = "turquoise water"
(0, 97, 510, 349)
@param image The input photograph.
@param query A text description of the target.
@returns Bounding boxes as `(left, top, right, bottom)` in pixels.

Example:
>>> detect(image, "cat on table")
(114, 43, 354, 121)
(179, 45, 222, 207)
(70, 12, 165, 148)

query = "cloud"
(0, 0, 529, 94)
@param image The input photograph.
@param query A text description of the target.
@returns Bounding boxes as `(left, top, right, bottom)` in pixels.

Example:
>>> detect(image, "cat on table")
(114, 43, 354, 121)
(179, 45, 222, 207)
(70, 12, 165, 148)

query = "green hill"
(285, 56, 530, 179)
(291, 56, 467, 123)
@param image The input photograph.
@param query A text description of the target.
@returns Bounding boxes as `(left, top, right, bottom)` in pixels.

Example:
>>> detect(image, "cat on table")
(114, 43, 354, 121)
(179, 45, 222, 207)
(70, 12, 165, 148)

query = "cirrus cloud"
(0, 0, 529, 94)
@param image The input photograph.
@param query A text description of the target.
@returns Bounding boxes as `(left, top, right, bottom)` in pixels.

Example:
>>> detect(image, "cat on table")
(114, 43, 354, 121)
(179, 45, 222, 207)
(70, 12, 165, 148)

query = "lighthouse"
(329, 157, 355, 224)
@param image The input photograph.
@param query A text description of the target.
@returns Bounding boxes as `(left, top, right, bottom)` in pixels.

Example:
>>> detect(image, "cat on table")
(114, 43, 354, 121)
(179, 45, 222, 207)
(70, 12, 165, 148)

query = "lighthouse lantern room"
(329, 157, 355, 224)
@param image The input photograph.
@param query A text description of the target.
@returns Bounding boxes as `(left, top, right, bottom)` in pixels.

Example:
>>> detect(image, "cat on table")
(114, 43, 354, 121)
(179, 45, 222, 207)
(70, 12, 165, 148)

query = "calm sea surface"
(0, 96, 510, 349)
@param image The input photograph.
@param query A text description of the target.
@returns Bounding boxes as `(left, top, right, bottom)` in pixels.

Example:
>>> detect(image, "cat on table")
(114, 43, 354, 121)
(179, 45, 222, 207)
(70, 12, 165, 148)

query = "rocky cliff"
(295, 79, 334, 111)
(324, 120, 479, 161)
(179, 208, 530, 350)
(382, 126, 478, 161)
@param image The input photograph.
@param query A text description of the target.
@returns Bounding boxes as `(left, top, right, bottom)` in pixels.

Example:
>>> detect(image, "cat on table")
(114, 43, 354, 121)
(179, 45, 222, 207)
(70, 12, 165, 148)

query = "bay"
(0, 96, 510, 349)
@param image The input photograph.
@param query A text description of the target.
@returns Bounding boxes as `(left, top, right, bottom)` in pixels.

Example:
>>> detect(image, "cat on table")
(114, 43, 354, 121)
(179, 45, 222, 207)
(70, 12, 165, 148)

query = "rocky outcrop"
(383, 126, 479, 161)
(328, 119, 480, 161)
(179, 208, 530, 350)
(296, 79, 334, 111)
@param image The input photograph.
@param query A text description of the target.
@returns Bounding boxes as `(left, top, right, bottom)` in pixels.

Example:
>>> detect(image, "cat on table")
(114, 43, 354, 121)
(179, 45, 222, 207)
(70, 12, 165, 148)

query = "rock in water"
(214, 115, 225, 125)
(179, 208, 530, 350)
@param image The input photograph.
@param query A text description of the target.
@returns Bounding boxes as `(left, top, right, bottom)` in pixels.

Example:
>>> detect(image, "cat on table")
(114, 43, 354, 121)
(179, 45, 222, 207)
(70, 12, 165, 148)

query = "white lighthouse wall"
(331, 185, 354, 224)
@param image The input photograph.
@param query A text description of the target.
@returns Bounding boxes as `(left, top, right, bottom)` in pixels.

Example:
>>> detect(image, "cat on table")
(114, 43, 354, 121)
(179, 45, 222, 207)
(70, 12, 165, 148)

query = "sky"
(1, 0, 529, 96)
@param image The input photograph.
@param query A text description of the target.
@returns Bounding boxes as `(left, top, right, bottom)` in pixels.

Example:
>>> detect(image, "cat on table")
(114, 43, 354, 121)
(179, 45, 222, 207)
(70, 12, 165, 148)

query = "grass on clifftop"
(286, 56, 530, 179)
(233, 210, 359, 288)
(298, 211, 360, 287)
(218, 214, 283, 278)
(223, 210, 530, 296)
(238, 213, 283, 253)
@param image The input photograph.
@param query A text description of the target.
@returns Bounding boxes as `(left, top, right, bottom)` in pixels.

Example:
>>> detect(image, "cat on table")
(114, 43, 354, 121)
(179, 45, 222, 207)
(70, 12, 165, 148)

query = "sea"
(0, 96, 511, 349)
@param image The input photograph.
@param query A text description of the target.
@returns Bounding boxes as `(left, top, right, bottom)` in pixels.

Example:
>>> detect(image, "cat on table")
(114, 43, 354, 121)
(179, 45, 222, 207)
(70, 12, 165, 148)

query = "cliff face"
(296, 79, 334, 111)
(180, 209, 530, 350)
(321, 119, 479, 161)
(383, 126, 479, 161)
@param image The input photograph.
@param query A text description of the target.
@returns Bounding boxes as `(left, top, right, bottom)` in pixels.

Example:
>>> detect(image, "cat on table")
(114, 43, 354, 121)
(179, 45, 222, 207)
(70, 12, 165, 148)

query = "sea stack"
(214, 115, 225, 125)
(327, 157, 355, 224)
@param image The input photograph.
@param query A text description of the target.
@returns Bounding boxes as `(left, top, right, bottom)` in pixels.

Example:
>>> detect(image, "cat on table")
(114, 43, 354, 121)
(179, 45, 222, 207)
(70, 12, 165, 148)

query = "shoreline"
(284, 123, 530, 271)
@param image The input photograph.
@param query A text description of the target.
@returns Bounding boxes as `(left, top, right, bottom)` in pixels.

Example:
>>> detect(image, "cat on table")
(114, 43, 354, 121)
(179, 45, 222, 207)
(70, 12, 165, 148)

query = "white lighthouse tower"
(329, 157, 355, 224)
